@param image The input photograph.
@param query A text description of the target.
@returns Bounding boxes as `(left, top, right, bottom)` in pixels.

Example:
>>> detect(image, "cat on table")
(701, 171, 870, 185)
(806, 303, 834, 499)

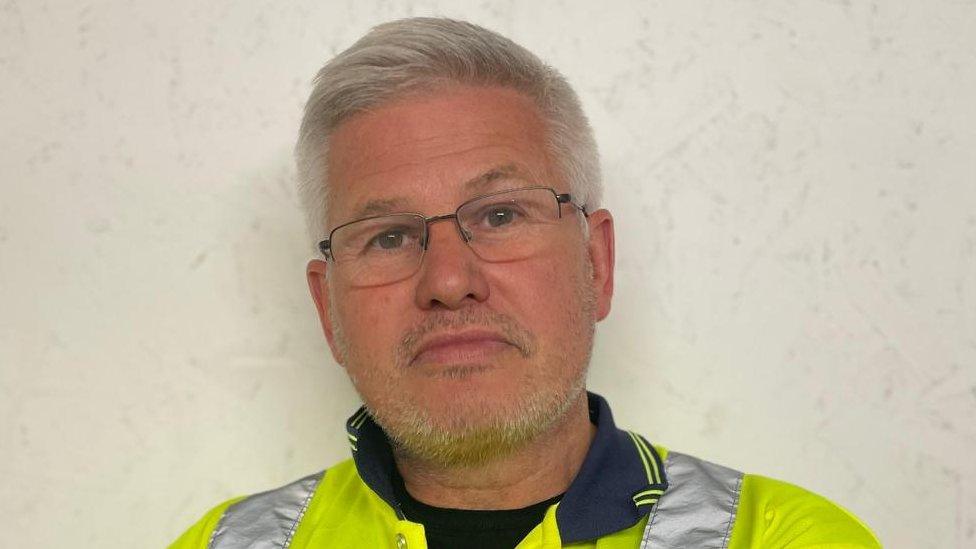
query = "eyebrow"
(352, 197, 408, 219)
(348, 164, 529, 220)
(462, 164, 525, 191)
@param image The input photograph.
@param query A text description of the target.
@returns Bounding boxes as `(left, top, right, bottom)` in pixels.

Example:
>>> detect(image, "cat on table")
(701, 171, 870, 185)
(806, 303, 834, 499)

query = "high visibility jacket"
(170, 393, 880, 548)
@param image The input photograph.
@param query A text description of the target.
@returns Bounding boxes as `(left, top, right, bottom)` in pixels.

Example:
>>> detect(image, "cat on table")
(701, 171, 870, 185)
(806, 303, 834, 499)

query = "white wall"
(1, 1, 974, 547)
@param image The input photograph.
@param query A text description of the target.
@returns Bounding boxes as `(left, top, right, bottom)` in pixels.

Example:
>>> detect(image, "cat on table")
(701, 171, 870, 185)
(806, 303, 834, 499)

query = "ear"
(306, 259, 345, 365)
(585, 209, 615, 321)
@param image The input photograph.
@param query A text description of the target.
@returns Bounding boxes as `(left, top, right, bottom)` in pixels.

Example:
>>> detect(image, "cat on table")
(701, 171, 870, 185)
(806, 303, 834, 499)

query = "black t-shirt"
(392, 469, 563, 549)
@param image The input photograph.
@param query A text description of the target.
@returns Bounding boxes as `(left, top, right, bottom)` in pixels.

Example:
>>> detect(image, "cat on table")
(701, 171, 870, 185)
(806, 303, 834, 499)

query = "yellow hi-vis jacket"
(171, 393, 880, 548)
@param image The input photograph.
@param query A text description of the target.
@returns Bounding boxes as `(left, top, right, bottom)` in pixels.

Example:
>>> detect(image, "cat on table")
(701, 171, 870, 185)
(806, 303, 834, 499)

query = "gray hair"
(295, 17, 602, 245)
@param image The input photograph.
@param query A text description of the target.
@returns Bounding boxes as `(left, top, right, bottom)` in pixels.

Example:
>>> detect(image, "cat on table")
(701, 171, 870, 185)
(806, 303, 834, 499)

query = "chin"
(365, 374, 587, 467)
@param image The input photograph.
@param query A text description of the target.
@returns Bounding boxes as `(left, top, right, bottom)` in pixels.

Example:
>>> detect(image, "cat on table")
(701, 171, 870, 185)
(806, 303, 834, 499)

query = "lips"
(410, 330, 514, 367)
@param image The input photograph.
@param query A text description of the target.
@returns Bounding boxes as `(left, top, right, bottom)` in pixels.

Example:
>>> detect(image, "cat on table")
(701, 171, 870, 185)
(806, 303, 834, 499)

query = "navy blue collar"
(345, 392, 668, 543)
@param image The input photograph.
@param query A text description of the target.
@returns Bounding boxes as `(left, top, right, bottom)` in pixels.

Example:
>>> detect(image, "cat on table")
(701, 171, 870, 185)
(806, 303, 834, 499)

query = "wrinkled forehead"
(343, 164, 548, 220)
(324, 85, 558, 226)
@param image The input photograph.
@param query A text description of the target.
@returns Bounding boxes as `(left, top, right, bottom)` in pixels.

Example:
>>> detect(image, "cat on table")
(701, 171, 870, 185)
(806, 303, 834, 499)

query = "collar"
(345, 392, 668, 543)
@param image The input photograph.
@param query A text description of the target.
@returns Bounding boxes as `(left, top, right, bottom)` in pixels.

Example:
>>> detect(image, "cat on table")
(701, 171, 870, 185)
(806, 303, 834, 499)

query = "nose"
(413, 219, 489, 310)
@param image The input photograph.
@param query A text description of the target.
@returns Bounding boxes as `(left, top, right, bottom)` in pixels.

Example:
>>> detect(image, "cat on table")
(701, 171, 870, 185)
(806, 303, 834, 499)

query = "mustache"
(395, 309, 536, 366)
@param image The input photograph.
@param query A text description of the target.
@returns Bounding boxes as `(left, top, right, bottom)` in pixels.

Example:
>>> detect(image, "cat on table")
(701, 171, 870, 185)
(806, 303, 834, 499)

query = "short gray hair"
(295, 17, 602, 245)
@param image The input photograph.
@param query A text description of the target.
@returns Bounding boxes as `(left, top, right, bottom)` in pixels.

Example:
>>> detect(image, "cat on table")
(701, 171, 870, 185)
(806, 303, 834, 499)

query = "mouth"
(410, 330, 516, 368)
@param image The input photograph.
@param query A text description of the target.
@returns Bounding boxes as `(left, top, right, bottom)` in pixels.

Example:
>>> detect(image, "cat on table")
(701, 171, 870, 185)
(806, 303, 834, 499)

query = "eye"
(371, 230, 404, 249)
(364, 226, 417, 253)
(484, 206, 519, 228)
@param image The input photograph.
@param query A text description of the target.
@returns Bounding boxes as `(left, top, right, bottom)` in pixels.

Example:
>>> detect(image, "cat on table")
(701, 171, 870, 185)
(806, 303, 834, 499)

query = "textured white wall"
(1, 1, 974, 547)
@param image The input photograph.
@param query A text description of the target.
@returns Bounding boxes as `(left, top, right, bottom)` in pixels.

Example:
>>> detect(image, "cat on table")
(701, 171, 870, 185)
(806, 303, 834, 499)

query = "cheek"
(492, 248, 591, 335)
(335, 288, 404, 361)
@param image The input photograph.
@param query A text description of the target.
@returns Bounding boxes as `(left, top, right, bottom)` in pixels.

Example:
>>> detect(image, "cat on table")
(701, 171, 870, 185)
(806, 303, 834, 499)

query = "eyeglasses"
(319, 186, 588, 287)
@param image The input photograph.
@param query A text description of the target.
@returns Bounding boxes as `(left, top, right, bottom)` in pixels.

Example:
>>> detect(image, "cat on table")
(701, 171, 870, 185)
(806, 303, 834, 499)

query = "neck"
(394, 392, 596, 510)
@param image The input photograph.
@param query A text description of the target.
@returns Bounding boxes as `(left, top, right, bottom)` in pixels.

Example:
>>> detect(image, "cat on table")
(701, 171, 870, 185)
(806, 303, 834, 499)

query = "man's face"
(306, 84, 615, 465)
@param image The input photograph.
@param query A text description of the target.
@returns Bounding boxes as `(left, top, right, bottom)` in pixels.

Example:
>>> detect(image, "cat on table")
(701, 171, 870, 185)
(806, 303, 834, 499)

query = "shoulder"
(168, 497, 244, 549)
(650, 449, 879, 548)
(167, 460, 358, 549)
(729, 473, 881, 548)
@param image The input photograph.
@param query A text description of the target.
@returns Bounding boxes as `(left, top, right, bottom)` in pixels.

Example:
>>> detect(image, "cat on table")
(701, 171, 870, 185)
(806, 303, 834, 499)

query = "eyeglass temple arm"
(556, 193, 589, 217)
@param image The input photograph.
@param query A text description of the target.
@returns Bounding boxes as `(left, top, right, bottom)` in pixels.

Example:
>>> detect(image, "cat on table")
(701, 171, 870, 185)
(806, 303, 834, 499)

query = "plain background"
(2, 1, 974, 547)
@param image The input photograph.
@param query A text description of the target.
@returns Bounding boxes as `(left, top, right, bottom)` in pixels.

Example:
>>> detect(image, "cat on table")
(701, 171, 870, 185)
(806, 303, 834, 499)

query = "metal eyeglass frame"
(317, 186, 589, 262)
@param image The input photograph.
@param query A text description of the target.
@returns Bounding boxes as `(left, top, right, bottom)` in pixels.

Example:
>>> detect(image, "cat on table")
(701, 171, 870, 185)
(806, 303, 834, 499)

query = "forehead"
(326, 84, 556, 224)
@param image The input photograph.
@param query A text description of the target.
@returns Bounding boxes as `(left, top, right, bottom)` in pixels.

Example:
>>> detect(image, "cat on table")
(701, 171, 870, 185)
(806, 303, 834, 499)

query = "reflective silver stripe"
(208, 471, 324, 549)
(640, 452, 744, 549)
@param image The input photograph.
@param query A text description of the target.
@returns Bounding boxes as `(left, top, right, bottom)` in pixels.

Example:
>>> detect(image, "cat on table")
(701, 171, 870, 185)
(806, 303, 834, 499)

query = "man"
(171, 17, 879, 548)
